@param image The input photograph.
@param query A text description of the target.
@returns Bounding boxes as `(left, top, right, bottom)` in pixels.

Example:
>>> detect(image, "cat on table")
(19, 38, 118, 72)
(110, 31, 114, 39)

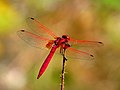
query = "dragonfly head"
(62, 35, 70, 40)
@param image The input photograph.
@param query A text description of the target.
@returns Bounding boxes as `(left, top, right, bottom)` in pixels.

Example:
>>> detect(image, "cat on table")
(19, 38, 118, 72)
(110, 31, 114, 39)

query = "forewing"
(69, 39, 104, 54)
(70, 38, 103, 47)
(26, 17, 57, 40)
(17, 30, 51, 49)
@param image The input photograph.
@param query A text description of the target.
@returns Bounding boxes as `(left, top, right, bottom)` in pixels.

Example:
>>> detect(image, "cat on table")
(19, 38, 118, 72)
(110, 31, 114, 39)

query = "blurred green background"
(0, 0, 120, 90)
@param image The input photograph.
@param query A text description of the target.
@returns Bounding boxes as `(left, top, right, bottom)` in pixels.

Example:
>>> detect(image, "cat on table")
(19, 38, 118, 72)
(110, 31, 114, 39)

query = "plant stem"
(61, 55, 67, 90)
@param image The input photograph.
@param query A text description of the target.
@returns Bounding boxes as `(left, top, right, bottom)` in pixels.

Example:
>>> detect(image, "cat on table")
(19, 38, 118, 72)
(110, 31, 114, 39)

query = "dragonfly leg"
(63, 54, 67, 61)
(62, 48, 67, 61)
(60, 47, 67, 61)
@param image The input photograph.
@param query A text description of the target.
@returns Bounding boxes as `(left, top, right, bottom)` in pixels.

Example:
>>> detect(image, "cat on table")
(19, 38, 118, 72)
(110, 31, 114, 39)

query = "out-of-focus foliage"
(0, 0, 120, 90)
(0, 1, 22, 34)
(95, 0, 120, 10)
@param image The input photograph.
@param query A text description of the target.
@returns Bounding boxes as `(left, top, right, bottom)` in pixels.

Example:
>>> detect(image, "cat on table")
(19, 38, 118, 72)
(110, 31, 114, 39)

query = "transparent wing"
(17, 30, 51, 49)
(70, 38, 103, 47)
(69, 38, 104, 54)
(65, 47, 94, 60)
(26, 17, 57, 40)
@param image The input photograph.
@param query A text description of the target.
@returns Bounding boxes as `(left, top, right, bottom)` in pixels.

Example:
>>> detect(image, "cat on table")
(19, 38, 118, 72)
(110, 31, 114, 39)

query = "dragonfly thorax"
(53, 36, 71, 51)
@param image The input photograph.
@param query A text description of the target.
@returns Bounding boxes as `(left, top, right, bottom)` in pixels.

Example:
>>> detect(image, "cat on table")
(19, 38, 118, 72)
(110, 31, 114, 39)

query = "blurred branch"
(61, 55, 67, 90)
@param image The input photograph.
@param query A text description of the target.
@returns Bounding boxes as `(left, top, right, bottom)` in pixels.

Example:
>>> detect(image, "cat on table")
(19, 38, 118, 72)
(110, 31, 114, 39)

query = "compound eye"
(62, 35, 67, 39)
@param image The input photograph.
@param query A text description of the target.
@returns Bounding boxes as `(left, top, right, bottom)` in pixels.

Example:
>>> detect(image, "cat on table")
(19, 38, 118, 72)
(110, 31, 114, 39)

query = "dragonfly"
(17, 17, 103, 79)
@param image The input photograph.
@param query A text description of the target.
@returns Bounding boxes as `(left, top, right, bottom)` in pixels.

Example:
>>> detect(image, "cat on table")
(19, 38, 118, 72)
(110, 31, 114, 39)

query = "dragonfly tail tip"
(37, 76, 40, 79)
(37, 74, 42, 79)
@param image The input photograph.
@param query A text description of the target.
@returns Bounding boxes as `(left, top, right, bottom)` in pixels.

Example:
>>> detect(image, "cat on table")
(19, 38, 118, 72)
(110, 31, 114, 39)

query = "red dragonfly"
(17, 17, 103, 79)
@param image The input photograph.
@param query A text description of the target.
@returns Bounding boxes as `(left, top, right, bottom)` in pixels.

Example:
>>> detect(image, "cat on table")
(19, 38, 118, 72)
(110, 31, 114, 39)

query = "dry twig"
(61, 55, 67, 90)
